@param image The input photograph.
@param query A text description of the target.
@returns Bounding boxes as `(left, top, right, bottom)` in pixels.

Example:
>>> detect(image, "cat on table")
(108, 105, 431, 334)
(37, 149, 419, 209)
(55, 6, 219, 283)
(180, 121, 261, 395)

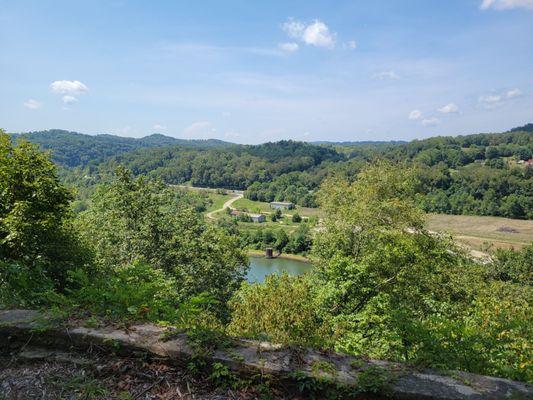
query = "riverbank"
(247, 249, 311, 263)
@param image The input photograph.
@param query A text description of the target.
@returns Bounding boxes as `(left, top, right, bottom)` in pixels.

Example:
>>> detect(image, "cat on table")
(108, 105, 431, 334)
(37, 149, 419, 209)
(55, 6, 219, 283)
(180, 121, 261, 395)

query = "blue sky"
(1, 0, 532, 143)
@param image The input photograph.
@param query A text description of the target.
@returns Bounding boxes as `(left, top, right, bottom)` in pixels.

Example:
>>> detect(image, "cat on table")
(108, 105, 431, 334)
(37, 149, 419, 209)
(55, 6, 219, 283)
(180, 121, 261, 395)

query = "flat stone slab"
(0, 309, 530, 399)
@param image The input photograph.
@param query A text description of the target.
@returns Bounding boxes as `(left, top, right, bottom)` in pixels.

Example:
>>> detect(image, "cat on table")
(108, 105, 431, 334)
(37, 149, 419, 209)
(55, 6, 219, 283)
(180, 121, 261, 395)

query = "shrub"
(228, 274, 325, 346)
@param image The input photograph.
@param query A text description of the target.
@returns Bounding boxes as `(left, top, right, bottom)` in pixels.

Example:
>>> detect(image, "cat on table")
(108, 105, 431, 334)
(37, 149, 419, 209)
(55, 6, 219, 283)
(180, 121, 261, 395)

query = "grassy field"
(229, 199, 532, 251)
(189, 187, 532, 252)
(206, 193, 233, 212)
(426, 214, 532, 251)
(232, 198, 321, 218)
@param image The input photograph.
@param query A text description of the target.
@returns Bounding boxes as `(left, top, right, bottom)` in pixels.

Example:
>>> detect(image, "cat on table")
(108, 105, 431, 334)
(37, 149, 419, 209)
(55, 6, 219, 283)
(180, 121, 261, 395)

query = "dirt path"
(206, 192, 243, 220)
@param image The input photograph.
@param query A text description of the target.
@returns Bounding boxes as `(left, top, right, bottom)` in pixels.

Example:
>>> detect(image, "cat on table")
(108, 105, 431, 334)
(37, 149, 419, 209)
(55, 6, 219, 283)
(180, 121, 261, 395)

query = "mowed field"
(231, 199, 532, 251)
(232, 198, 321, 217)
(426, 214, 532, 251)
(195, 187, 531, 252)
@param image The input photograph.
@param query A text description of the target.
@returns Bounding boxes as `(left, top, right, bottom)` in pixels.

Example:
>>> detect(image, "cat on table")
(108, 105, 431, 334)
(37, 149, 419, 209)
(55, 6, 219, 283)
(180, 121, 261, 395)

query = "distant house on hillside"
(230, 210, 240, 217)
(526, 159, 533, 166)
(269, 201, 294, 210)
(249, 213, 265, 223)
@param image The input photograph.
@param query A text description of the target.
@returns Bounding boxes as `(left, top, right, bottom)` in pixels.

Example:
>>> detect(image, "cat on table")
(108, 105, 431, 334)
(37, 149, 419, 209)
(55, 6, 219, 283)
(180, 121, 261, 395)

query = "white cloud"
(506, 88, 521, 98)
(422, 118, 440, 127)
(345, 40, 357, 49)
(438, 103, 459, 114)
(50, 80, 89, 95)
(282, 18, 336, 49)
(480, 0, 533, 10)
(282, 19, 305, 39)
(408, 109, 423, 120)
(372, 70, 400, 80)
(183, 121, 214, 138)
(23, 99, 41, 109)
(153, 124, 167, 130)
(478, 88, 522, 109)
(62, 95, 78, 104)
(479, 94, 501, 103)
(278, 42, 299, 52)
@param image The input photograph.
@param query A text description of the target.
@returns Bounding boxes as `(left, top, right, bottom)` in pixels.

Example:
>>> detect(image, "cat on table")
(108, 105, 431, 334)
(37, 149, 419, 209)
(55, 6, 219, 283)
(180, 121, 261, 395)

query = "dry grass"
(426, 214, 533, 251)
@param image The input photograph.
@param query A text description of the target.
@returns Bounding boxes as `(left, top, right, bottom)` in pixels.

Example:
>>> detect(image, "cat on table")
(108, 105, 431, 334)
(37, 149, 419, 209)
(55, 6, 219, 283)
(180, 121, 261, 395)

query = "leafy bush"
(65, 262, 183, 321)
(0, 260, 56, 308)
(490, 244, 532, 285)
(228, 274, 325, 346)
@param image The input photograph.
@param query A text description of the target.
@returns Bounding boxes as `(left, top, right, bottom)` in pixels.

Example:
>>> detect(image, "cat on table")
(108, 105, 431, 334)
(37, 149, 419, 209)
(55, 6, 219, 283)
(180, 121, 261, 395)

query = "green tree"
(76, 168, 247, 306)
(313, 162, 478, 362)
(291, 212, 302, 223)
(0, 131, 89, 295)
(273, 229, 289, 253)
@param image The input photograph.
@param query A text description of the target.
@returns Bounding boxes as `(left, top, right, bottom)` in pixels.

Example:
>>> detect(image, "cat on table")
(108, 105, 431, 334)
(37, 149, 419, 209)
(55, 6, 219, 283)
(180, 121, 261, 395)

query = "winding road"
(206, 191, 243, 220)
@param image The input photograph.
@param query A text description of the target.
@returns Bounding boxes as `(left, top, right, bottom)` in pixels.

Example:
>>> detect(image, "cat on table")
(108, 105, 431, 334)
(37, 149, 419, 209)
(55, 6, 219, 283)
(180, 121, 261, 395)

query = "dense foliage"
(77, 169, 247, 307)
(0, 131, 91, 304)
(1, 128, 531, 383)
(10, 126, 533, 218)
(1, 132, 247, 322)
(229, 162, 532, 381)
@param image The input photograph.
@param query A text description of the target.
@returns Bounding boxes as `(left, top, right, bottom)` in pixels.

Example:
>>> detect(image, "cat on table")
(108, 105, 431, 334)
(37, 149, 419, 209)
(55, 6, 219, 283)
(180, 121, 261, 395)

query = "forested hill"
(97, 140, 341, 190)
(10, 125, 533, 218)
(9, 129, 233, 167)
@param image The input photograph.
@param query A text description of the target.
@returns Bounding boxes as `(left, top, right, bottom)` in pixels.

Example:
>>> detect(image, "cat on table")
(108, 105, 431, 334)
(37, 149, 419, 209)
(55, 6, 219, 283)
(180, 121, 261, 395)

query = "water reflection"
(246, 256, 313, 283)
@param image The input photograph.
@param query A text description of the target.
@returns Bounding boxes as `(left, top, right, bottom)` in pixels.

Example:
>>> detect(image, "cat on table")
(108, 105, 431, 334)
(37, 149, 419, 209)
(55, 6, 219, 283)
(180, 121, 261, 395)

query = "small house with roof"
(249, 213, 265, 223)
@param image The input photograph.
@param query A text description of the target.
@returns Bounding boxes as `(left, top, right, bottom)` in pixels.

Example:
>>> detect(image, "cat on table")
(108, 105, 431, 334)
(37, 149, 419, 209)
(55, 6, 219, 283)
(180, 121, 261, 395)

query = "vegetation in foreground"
(1, 131, 531, 385)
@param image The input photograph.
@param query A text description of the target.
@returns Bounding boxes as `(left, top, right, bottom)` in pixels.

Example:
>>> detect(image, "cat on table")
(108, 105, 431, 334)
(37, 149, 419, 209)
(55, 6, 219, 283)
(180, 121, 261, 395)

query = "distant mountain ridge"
(9, 124, 532, 168)
(9, 129, 233, 167)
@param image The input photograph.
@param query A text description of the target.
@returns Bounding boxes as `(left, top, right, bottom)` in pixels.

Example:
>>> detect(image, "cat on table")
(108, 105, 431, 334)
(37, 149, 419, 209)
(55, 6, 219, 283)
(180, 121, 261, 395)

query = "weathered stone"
(0, 309, 530, 400)
(19, 347, 93, 365)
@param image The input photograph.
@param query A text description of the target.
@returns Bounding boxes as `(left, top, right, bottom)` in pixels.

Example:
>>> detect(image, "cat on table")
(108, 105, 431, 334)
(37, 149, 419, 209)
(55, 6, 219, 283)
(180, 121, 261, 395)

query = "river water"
(246, 256, 313, 283)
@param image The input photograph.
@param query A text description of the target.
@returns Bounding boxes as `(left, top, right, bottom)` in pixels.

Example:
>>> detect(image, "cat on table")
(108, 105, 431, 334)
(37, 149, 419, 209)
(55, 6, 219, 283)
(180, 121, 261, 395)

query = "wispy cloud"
(159, 42, 283, 57)
(506, 88, 521, 98)
(409, 109, 440, 127)
(438, 103, 459, 114)
(478, 88, 522, 108)
(62, 95, 78, 104)
(278, 42, 299, 52)
(421, 117, 440, 127)
(408, 109, 423, 120)
(372, 70, 400, 80)
(480, 0, 533, 10)
(345, 40, 357, 50)
(23, 99, 41, 109)
(153, 124, 167, 130)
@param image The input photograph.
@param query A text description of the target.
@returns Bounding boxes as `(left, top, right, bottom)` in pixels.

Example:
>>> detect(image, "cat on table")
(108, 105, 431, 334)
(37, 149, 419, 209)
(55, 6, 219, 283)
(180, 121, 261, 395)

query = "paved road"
(206, 192, 243, 220)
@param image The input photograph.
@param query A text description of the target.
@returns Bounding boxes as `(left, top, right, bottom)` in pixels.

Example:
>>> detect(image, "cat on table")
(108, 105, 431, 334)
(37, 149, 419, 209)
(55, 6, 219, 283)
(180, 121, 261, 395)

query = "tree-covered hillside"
(10, 125, 533, 219)
(9, 129, 232, 167)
